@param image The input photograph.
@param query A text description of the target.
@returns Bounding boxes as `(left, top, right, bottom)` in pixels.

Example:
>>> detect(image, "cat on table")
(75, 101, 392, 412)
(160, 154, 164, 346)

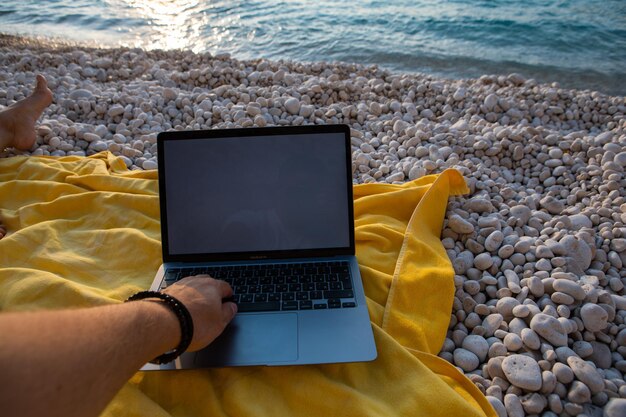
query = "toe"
(35, 74, 48, 91)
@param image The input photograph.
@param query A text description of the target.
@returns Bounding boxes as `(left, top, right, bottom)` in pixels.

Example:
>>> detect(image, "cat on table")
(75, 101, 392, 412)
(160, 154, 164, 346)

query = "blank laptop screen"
(162, 132, 350, 255)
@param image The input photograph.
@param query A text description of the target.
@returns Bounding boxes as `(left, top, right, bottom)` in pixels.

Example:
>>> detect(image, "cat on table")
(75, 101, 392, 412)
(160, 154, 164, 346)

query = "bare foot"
(0, 74, 53, 151)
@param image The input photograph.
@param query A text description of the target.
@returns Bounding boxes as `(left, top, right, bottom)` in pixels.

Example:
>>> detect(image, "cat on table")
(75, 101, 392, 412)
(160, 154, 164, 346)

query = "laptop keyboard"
(163, 261, 356, 312)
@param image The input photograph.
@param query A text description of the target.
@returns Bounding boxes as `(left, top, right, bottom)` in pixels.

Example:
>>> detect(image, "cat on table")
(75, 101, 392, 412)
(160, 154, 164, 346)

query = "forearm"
(0, 301, 180, 417)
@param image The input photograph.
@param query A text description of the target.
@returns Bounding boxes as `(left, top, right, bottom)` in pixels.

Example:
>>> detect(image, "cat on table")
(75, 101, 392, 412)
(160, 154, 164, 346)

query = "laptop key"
(328, 299, 341, 309)
(339, 274, 352, 289)
(330, 282, 342, 290)
(254, 293, 268, 302)
(248, 285, 261, 294)
(164, 270, 179, 282)
(268, 293, 281, 302)
(310, 290, 323, 300)
(313, 303, 328, 309)
(342, 302, 356, 308)
(282, 292, 295, 301)
(240, 294, 254, 303)
(299, 301, 313, 310)
(237, 301, 281, 312)
(282, 301, 299, 311)
(296, 291, 309, 301)
(323, 290, 354, 299)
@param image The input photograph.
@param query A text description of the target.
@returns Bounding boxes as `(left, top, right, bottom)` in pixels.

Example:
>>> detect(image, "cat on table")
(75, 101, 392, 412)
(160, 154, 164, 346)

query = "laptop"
(143, 124, 377, 370)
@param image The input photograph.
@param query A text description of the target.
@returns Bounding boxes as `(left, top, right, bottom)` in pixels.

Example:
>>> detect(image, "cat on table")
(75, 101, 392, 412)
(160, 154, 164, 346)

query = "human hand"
(163, 276, 237, 352)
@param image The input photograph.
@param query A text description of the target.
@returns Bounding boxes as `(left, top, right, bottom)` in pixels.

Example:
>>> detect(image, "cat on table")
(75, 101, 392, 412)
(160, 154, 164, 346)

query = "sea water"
(1, 0, 624, 95)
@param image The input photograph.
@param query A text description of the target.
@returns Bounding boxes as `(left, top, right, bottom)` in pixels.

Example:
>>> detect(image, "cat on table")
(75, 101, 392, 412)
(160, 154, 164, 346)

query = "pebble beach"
(1, 33, 625, 416)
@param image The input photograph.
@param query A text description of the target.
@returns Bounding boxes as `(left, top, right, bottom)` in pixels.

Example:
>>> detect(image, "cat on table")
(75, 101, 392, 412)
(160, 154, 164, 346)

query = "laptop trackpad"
(194, 313, 298, 366)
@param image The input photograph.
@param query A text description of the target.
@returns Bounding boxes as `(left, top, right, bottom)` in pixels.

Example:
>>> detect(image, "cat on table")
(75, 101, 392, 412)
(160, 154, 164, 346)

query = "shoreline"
(1, 33, 625, 416)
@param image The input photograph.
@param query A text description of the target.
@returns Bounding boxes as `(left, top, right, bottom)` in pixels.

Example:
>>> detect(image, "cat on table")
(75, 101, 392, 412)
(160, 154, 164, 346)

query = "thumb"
(221, 302, 237, 325)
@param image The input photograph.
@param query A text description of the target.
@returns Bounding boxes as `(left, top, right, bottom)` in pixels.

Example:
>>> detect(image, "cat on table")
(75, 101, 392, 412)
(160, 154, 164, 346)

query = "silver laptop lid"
(156, 125, 355, 263)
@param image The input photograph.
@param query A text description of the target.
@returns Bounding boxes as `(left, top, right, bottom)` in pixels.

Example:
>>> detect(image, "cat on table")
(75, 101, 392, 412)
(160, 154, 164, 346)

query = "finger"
(216, 279, 234, 297)
(221, 302, 238, 324)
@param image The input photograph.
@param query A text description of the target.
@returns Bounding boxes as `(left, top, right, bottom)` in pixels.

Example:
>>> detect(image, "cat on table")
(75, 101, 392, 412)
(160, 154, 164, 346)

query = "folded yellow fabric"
(0, 153, 495, 417)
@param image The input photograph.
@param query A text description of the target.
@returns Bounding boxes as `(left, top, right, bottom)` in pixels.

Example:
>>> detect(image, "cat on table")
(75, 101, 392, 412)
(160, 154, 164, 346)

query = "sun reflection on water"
(105, 0, 238, 52)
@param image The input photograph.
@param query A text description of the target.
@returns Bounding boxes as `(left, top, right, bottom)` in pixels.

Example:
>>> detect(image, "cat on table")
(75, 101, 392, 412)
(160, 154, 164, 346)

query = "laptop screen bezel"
(157, 124, 355, 263)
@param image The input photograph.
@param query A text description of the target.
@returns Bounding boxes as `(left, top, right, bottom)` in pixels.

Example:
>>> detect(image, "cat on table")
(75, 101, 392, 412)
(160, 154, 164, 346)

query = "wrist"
(139, 300, 181, 352)
(126, 291, 194, 364)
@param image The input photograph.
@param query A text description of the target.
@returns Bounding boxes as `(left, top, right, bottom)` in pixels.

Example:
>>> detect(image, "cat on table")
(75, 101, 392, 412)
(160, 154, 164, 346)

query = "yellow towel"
(0, 153, 495, 417)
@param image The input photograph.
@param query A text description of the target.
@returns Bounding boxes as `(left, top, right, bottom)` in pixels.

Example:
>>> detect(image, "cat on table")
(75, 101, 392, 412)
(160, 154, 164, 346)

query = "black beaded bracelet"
(126, 290, 194, 365)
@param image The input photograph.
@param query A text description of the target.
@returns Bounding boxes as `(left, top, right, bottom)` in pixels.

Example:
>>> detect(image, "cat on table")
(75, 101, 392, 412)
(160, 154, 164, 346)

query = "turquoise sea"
(1, 0, 624, 95)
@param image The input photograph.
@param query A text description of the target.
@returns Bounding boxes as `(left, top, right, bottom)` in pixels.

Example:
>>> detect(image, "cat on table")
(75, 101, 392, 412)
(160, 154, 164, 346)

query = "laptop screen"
(158, 126, 353, 260)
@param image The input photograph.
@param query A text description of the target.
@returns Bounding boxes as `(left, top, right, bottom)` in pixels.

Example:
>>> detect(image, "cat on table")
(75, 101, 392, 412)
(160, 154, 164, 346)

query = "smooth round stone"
(509, 205, 531, 224)
(482, 314, 504, 337)
(487, 396, 507, 417)
(488, 342, 508, 359)
(567, 380, 591, 404)
(520, 392, 548, 414)
(521, 328, 541, 350)
(530, 313, 567, 346)
(453, 348, 480, 372)
(552, 279, 586, 300)
(508, 317, 528, 336)
(48, 136, 61, 148)
(108, 104, 125, 117)
(604, 399, 626, 417)
(474, 253, 494, 270)
(448, 214, 474, 234)
(559, 235, 592, 274)
(580, 303, 609, 332)
(554, 346, 577, 363)
(551, 291, 575, 305)
(246, 104, 261, 117)
(541, 370, 557, 394)
(616, 328, 626, 347)
(484, 94, 498, 111)
(83, 132, 100, 142)
(566, 356, 604, 394)
(502, 354, 542, 391)
(552, 362, 574, 384)
(504, 333, 523, 351)
(163, 87, 178, 101)
(464, 197, 494, 213)
(91, 141, 107, 152)
(485, 230, 504, 252)
(142, 160, 157, 170)
(572, 340, 594, 358)
(527, 276, 544, 297)
(588, 341, 612, 369)
(462, 335, 489, 362)
(569, 214, 592, 229)
(512, 304, 530, 318)
(284, 97, 300, 115)
(504, 393, 524, 417)
(548, 393, 563, 413)
(498, 245, 515, 259)
(536, 258, 552, 271)
(496, 297, 519, 319)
